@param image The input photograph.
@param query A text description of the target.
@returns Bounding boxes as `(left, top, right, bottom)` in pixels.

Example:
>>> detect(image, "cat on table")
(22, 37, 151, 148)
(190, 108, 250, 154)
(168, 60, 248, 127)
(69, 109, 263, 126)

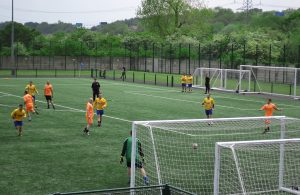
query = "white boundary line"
(97, 79, 300, 109)
(0, 103, 15, 108)
(0, 94, 11, 98)
(0, 91, 132, 123)
(125, 91, 257, 111)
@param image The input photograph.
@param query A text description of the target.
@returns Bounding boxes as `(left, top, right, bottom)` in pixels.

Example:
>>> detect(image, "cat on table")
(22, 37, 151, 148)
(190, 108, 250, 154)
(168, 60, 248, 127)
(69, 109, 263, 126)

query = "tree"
(0, 22, 40, 48)
(137, 0, 205, 37)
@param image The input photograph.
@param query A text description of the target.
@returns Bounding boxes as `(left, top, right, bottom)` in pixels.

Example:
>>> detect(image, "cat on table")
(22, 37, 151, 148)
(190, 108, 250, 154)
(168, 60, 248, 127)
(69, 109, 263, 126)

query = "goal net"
(239, 65, 300, 99)
(214, 139, 300, 195)
(130, 116, 300, 194)
(193, 68, 251, 92)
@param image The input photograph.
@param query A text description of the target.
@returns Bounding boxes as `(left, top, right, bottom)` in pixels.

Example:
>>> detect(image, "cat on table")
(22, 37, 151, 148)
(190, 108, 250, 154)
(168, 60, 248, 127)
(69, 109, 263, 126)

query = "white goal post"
(130, 116, 300, 194)
(193, 68, 251, 92)
(239, 65, 300, 99)
(214, 139, 300, 195)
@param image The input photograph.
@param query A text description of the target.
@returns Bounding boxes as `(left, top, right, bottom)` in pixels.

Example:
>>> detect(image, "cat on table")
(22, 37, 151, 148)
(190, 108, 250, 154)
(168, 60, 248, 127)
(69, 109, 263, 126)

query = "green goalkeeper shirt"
(121, 136, 144, 162)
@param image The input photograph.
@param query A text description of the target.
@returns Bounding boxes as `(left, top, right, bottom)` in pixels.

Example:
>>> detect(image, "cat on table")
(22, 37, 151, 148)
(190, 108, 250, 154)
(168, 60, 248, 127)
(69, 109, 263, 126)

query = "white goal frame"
(214, 139, 300, 195)
(239, 65, 300, 99)
(129, 116, 300, 194)
(193, 67, 251, 92)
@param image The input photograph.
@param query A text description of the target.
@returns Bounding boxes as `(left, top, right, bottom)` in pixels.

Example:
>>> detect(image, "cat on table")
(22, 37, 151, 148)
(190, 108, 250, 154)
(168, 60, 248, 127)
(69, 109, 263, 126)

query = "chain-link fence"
(1, 41, 300, 74)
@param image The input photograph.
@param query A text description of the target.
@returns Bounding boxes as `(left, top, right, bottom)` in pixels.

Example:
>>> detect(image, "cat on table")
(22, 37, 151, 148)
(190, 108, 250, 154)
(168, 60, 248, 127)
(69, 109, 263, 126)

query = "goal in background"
(239, 65, 300, 99)
(130, 116, 300, 194)
(214, 139, 300, 195)
(193, 68, 251, 92)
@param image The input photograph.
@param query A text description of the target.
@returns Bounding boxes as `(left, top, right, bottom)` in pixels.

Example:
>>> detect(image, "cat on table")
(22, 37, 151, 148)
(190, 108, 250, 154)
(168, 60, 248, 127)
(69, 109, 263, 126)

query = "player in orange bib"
(259, 98, 281, 134)
(44, 81, 55, 109)
(23, 91, 38, 121)
(83, 98, 94, 135)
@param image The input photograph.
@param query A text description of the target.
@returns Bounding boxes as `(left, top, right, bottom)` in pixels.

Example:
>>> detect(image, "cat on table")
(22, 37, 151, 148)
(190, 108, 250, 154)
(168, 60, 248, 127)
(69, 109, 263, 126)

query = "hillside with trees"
(0, 0, 300, 67)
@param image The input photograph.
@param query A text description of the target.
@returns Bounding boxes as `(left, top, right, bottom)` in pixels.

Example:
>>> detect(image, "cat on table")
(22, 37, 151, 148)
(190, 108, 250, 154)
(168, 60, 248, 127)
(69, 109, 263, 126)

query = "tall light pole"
(11, 0, 14, 68)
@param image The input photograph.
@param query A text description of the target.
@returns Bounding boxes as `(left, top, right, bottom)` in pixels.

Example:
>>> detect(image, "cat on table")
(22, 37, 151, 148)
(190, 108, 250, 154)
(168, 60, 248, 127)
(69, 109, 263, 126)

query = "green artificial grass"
(0, 77, 299, 194)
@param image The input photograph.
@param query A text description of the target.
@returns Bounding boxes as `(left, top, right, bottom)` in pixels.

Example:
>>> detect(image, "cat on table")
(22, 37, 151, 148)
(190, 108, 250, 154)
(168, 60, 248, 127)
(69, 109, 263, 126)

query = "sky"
(0, 0, 300, 27)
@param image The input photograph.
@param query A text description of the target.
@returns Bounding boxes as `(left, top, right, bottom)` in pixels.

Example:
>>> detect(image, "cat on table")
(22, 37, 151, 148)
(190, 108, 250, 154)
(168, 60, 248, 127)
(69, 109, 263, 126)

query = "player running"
(186, 74, 193, 92)
(259, 98, 281, 134)
(11, 104, 26, 136)
(181, 73, 187, 92)
(120, 131, 149, 185)
(202, 94, 215, 123)
(23, 91, 38, 121)
(44, 81, 55, 109)
(83, 98, 94, 135)
(93, 93, 107, 127)
(25, 81, 39, 108)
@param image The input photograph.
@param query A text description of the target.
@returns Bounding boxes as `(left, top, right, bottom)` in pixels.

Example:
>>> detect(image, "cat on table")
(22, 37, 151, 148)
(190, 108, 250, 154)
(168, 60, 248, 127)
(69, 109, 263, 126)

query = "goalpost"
(214, 139, 300, 195)
(193, 68, 251, 92)
(239, 65, 300, 99)
(130, 116, 300, 194)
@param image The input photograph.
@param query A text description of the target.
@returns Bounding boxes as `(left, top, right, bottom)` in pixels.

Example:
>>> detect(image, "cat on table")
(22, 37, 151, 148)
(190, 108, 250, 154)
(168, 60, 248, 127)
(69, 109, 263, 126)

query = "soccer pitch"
(0, 77, 300, 195)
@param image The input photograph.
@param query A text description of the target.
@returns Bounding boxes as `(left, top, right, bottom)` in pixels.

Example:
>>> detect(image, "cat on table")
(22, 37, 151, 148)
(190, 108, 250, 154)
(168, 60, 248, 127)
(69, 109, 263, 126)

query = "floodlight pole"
(11, 0, 15, 68)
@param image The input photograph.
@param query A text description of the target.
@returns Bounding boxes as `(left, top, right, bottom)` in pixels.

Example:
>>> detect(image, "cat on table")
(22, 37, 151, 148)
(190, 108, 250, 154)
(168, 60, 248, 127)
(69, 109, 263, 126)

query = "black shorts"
(127, 160, 143, 168)
(45, 95, 52, 101)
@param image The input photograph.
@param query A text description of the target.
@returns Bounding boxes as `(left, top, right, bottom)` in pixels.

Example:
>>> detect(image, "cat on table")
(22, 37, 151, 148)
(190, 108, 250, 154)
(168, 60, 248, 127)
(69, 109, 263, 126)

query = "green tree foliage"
(137, 0, 205, 36)
(0, 22, 40, 47)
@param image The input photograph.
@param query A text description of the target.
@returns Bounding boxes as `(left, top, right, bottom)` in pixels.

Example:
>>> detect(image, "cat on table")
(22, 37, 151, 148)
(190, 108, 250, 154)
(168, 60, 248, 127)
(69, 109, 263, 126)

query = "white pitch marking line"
(0, 91, 132, 123)
(97, 79, 300, 108)
(0, 94, 11, 98)
(0, 103, 15, 108)
(125, 91, 259, 111)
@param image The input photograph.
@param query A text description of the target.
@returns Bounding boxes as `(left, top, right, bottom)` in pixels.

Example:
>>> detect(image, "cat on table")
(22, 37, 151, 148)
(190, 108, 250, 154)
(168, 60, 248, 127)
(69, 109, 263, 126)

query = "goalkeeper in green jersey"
(120, 131, 149, 185)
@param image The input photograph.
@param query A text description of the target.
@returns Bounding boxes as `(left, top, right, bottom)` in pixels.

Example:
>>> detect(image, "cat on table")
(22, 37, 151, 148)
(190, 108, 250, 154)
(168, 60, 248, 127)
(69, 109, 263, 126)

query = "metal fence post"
(283, 44, 286, 83)
(209, 44, 211, 69)
(188, 44, 191, 74)
(169, 44, 172, 74)
(144, 42, 147, 72)
(110, 42, 113, 70)
(255, 44, 258, 66)
(269, 44, 272, 66)
(152, 43, 155, 72)
(243, 42, 246, 65)
(179, 43, 181, 74)
(298, 45, 300, 68)
(171, 75, 174, 87)
(155, 74, 157, 85)
(137, 43, 140, 71)
(64, 41, 67, 70)
(219, 43, 222, 69)
(113, 70, 115, 80)
(231, 44, 234, 69)
(143, 73, 146, 84)
(16, 42, 19, 69)
(167, 75, 169, 86)
(132, 71, 134, 82)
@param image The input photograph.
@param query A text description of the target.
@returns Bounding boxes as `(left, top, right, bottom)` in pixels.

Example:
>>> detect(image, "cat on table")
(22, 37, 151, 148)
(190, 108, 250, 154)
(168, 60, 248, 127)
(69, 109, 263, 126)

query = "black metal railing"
(50, 184, 196, 195)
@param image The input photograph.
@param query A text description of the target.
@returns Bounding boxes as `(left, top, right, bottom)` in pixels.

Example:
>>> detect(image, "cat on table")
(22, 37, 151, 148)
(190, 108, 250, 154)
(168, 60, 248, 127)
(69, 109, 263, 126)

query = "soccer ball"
(192, 143, 198, 149)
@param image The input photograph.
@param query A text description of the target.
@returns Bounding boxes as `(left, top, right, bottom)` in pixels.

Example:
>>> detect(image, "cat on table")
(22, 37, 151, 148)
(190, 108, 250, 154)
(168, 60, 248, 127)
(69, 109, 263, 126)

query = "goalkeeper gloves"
(120, 156, 124, 164)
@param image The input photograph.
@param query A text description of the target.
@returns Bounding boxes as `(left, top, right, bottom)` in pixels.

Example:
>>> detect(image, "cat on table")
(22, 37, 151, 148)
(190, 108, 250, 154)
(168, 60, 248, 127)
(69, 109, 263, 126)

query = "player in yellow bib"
(202, 94, 215, 122)
(181, 74, 187, 92)
(93, 94, 107, 127)
(25, 81, 39, 108)
(186, 74, 193, 92)
(11, 104, 26, 136)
